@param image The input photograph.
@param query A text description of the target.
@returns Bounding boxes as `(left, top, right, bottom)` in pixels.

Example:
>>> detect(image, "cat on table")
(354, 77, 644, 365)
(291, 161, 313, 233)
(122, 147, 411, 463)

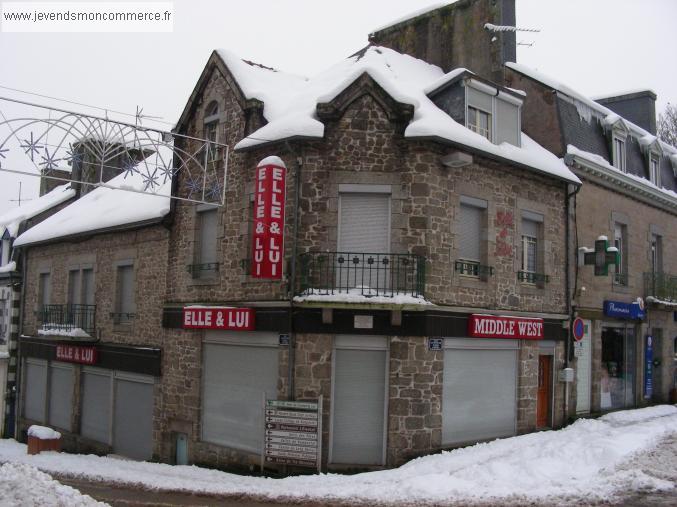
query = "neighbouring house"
(0, 183, 75, 438)
(504, 63, 677, 416)
(13, 162, 171, 460)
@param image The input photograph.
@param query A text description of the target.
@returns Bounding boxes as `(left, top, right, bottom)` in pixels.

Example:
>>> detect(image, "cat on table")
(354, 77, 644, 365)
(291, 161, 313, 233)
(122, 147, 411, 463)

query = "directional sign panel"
(263, 397, 322, 473)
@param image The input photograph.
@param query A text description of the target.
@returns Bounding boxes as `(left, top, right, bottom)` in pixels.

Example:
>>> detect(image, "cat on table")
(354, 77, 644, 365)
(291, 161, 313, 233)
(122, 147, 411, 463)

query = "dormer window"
(468, 106, 491, 141)
(650, 156, 660, 186)
(612, 136, 626, 172)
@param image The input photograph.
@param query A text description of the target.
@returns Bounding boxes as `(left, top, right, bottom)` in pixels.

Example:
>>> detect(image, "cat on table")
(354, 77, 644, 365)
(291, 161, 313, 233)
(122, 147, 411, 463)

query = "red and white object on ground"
(26, 425, 61, 455)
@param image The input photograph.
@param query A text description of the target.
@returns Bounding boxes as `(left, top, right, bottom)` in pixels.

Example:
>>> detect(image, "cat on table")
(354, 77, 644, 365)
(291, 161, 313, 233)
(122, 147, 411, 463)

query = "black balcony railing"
(298, 252, 425, 299)
(187, 262, 220, 278)
(644, 272, 677, 301)
(517, 271, 549, 284)
(454, 260, 494, 278)
(613, 272, 629, 286)
(40, 304, 96, 336)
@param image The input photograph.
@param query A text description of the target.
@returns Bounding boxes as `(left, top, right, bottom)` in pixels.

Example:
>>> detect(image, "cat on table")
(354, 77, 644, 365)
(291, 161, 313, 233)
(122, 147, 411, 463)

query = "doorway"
(601, 326, 636, 410)
(537, 355, 552, 428)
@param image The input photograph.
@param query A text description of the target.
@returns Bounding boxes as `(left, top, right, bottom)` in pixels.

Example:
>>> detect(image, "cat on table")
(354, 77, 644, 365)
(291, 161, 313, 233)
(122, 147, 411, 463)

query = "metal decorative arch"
(0, 96, 229, 206)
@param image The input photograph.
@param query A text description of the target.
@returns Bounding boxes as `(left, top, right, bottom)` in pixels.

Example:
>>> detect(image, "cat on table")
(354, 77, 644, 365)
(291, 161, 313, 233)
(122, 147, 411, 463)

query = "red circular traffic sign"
(572, 317, 585, 342)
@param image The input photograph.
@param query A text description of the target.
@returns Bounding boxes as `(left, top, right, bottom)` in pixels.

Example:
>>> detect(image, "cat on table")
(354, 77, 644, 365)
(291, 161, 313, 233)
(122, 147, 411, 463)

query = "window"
(613, 224, 628, 285)
(612, 137, 626, 172)
(68, 267, 94, 306)
(192, 207, 219, 279)
(467, 106, 491, 141)
(0, 289, 9, 345)
(650, 156, 660, 186)
(651, 234, 662, 274)
(456, 196, 488, 277)
(113, 264, 135, 324)
(38, 272, 51, 313)
(521, 220, 538, 274)
(204, 101, 219, 162)
(0, 238, 9, 266)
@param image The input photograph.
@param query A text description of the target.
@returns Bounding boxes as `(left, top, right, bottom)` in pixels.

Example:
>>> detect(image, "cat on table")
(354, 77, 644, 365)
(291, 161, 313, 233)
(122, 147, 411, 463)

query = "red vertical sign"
(251, 157, 286, 279)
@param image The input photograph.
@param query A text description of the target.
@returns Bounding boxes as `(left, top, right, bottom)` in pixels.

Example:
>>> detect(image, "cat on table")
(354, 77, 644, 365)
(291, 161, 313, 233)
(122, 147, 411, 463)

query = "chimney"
(595, 90, 657, 135)
(369, 0, 516, 84)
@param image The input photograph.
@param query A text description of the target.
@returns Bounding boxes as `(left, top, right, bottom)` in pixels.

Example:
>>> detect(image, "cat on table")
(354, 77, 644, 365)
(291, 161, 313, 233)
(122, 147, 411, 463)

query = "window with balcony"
(189, 207, 219, 279)
(651, 234, 662, 274)
(113, 263, 135, 325)
(455, 196, 491, 278)
(38, 272, 51, 313)
(518, 212, 548, 285)
(613, 223, 628, 286)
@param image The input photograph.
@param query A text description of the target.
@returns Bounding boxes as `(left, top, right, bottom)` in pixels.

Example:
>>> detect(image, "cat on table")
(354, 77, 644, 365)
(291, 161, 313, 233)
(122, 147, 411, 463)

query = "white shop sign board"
(262, 397, 322, 472)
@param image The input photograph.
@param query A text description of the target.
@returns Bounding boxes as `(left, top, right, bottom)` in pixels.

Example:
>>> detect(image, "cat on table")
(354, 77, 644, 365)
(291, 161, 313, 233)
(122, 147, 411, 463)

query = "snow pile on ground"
(28, 425, 61, 440)
(0, 406, 675, 505)
(0, 462, 106, 506)
(0, 184, 74, 238)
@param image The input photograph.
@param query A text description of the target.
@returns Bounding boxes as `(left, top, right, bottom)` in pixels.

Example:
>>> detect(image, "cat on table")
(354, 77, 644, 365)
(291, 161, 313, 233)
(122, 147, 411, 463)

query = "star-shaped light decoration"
(19, 132, 44, 161)
(207, 180, 223, 202)
(39, 147, 62, 173)
(141, 169, 159, 191)
(158, 163, 175, 184)
(0, 147, 8, 168)
(185, 174, 202, 197)
(121, 157, 139, 179)
(64, 143, 83, 166)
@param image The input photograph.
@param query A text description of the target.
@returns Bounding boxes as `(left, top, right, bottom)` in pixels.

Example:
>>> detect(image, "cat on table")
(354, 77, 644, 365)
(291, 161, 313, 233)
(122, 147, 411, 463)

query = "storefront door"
(536, 355, 552, 428)
(601, 326, 636, 410)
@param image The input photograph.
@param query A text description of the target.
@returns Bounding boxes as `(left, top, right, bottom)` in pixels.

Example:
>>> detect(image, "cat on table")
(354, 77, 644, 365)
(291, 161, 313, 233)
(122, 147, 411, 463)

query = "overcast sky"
(1, 0, 675, 215)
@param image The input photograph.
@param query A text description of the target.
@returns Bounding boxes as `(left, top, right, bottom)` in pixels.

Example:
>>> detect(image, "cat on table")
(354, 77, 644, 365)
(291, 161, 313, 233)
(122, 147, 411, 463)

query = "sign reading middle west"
(251, 156, 287, 279)
(468, 314, 544, 339)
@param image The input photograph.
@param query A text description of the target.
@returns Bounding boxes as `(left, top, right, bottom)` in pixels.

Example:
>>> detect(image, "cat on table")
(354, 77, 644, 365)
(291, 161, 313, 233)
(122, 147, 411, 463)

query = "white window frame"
(613, 223, 627, 285)
(0, 239, 9, 266)
(612, 136, 626, 172)
(467, 105, 492, 141)
(650, 156, 660, 186)
(521, 234, 538, 273)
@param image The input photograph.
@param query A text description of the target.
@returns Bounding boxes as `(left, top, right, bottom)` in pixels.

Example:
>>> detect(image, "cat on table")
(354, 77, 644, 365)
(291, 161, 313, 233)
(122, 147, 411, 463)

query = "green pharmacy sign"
(581, 235, 619, 276)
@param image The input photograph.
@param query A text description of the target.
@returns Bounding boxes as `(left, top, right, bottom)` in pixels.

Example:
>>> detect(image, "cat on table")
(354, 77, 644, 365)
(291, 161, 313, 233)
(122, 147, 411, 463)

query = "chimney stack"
(595, 90, 657, 135)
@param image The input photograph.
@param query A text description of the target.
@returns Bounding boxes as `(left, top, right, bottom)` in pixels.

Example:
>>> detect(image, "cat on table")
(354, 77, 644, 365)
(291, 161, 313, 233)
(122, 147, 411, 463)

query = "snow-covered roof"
(227, 47, 579, 184)
(14, 169, 171, 247)
(505, 62, 677, 158)
(0, 184, 75, 239)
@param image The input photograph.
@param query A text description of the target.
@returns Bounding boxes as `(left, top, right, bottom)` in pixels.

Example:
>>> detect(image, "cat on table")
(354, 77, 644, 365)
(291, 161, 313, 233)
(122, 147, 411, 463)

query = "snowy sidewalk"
(0, 405, 675, 506)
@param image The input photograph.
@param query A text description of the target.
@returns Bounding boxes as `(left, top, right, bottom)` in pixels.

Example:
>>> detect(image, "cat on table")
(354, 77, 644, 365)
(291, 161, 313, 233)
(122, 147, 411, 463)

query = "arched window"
(203, 101, 219, 161)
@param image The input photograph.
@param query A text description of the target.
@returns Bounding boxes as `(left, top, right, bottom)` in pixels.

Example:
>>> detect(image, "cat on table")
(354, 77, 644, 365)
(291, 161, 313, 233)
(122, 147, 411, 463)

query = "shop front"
(19, 338, 160, 460)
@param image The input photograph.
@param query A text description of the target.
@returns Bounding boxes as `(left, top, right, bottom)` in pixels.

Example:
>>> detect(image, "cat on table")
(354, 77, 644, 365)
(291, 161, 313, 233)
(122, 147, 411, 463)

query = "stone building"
(13, 165, 170, 460)
(504, 63, 677, 416)
(158, 6, 580, 466)
(0, 183, 75, 438)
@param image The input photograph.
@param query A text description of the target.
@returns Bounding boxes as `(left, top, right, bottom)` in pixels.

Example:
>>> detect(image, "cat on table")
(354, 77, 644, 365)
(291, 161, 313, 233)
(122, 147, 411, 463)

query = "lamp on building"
(441, 151, 473, 168)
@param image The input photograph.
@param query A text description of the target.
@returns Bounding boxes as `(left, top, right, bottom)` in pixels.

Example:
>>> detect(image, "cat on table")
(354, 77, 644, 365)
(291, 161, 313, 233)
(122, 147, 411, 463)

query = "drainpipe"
(14, 246, 28, 439)
(285, 142, 302, 401)
(564, 179, 582, 425)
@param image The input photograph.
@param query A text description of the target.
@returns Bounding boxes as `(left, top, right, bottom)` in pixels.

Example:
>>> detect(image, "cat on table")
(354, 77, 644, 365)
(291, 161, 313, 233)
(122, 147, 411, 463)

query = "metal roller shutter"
(202, 337, 278, 454)
(459, 203, 482, 261)
(443, 339, 517, 444)
(81, 368, 111, 443)
(338, 193, 390, 253)
(24, 359, 47, 422)
(199, 209, 218, 264)
(48, 362, 73, 430)
(113, 374, 154, 460)
(331, 336, 387, 465)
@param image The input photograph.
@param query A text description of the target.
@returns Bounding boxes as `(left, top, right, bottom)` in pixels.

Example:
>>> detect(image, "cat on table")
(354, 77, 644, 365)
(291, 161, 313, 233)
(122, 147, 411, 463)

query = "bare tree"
(657, 103, 677, 148)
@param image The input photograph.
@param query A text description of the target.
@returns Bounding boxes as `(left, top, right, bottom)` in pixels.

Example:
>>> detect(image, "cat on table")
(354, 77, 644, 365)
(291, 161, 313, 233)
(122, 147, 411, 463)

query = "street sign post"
(261, 397, 322, 474)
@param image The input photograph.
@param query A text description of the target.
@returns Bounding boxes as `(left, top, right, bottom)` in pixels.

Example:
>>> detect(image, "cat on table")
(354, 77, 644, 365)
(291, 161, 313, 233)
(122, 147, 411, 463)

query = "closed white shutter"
(82, 269, 95, 306)
(81, 369, 111, 443)
(199, 209, 218, 264)
(117, 265, 135, 315)
(24, 359, 47, 422)
(442, 339, 517, 444)
(576, 320, 592, 413)
(459, 203, 482, 261)
(113, 374, 154, 460)
(331, 337, 387, 465)
(496, 99, 520, 146)
(202, 338, 278, 454)
(48, 362, 73, 430)
(338, 193, 390, 253)
(467, 87, 493, 113)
